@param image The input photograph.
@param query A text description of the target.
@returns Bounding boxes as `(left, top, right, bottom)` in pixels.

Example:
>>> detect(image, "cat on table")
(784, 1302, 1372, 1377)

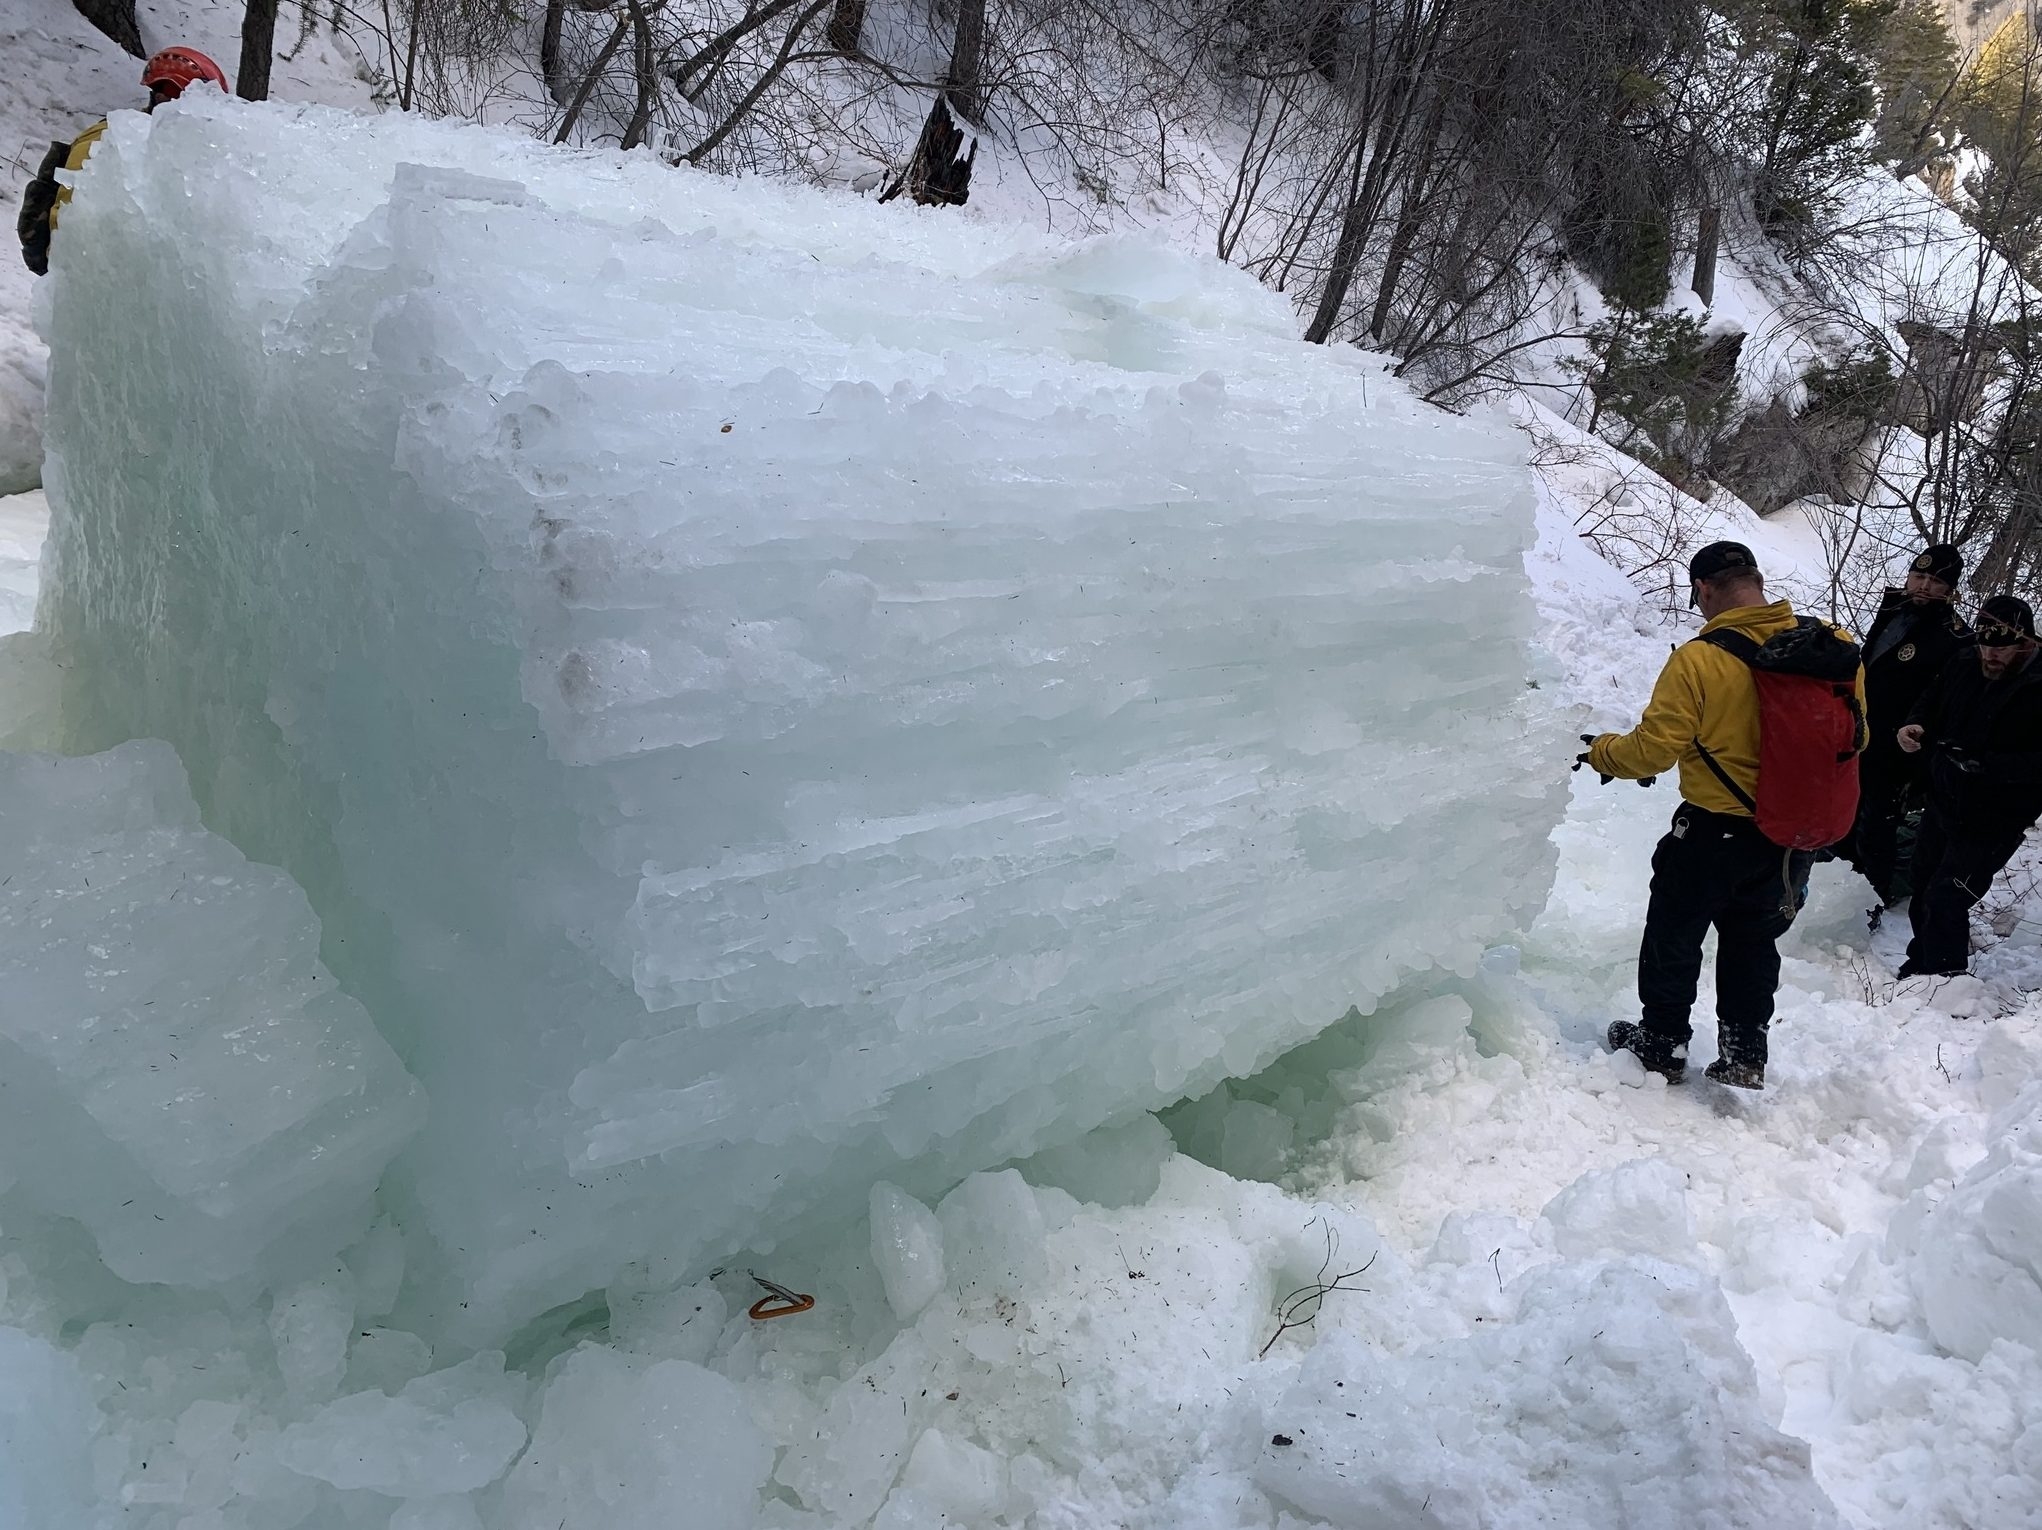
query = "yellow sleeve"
(48, 119, 107, 230)
(1587, 645, 1703, 780)
(1853, 659, 1869, 753)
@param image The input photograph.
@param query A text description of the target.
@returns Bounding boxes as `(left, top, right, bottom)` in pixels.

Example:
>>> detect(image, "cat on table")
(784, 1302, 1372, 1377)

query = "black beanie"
(1977, 594, 2036, 639)
(1911, 544, 1962, 585)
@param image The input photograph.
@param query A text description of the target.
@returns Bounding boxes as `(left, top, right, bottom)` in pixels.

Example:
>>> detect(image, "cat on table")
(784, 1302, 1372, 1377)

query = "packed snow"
(1, 59, 2041, 1530)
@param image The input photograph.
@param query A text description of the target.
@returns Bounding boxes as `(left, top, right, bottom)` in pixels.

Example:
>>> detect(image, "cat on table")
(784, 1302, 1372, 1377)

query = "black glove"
(1573, 734, 1656, 788)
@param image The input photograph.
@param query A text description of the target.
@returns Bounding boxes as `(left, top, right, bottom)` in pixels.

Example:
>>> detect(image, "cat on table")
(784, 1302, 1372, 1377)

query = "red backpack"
(1693, 618, 1866, 850)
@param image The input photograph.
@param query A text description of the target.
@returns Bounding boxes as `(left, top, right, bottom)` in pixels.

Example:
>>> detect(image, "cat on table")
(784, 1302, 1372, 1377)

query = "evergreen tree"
(1958, 11, 2042, 280)
(1740, 0, 1887, 234)
(1869, 0, 1961, 173)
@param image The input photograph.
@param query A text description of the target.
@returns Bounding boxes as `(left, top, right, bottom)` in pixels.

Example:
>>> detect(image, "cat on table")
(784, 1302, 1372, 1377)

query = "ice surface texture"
(0, 742, 421, 1287)
(38, 96, 1562, 1339)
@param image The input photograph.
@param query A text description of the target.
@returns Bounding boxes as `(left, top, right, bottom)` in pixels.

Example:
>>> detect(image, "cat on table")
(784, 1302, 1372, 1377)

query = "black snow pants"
(1905, 810, 2024, 976)
(1636, 803, 1813, 1072)
(1844, 748, 1914, 905)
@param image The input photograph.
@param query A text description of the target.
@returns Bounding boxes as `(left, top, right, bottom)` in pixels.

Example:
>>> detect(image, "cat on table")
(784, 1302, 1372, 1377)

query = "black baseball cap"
(1911, 544, 1962, 585)
(1688, 541, 1760, 606)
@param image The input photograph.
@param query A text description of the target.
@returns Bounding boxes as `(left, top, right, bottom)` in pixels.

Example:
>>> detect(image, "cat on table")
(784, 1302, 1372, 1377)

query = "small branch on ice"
(1260, 1219, 1375, 1359)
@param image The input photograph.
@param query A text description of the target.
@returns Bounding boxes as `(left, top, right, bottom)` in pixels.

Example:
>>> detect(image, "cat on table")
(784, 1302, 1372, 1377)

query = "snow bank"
(1258, 1262, 1842, 1529)
(0, 740, 422, 1287)
(1906, 1081, 2042, 1363)
(37, 95, 1562, 1338)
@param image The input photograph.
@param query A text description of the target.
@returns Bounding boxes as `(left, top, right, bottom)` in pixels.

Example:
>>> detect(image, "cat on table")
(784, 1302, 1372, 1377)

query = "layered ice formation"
(37, 95, 1563, 1337)
(0, 741, 421, 1288)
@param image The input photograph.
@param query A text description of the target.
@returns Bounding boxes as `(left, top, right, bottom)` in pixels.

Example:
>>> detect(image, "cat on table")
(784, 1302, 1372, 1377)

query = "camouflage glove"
(1573, 734, 1655, 788)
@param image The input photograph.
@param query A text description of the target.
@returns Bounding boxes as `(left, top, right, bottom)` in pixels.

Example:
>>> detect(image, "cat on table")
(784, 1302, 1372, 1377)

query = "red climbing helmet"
(141, 47, 229, 98)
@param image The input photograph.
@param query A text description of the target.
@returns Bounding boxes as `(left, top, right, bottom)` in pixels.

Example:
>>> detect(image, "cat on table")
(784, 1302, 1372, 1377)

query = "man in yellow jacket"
(1581, 540, 1864, 1090)
(15, 47, 228, 275)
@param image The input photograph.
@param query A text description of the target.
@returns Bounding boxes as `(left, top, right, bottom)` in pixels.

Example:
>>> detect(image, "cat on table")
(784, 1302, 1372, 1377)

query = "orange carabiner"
(746, 1270, 816, 1321)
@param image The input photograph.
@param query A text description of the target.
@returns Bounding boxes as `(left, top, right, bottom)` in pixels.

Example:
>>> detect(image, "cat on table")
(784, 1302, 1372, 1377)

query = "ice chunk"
(0, 1326, 102, 1529)
(500, 1347, 772, 1530)
(0, 632, 60, 751)
(40, 96, 1563, 1338)
(938, 1170, 1048, 1296)
(270, 1274, 357, 1404)
(277, 1352, 528, 1496)
(0, 741, 423, 1288)
(870, 1182, 946, 1321)
(898, 1427, 1007, 1519)
(393, 1499, 487, 1530)
(1014, 1113, 1174, 1208)
(1219, 1098, 1297, 1183)
(607, 1278, 727, 1363)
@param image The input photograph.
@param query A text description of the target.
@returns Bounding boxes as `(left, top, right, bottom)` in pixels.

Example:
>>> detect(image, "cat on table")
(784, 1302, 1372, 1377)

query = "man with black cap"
(1580, 541, 1865, 1089)
(1843, 544, 1972, 909)
(1895, 593, 2042, 977)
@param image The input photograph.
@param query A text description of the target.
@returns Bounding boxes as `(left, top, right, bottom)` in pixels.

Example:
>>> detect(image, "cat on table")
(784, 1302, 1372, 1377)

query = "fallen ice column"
(38, 96, 1565, 1339)
(0, 741, 422, 1287)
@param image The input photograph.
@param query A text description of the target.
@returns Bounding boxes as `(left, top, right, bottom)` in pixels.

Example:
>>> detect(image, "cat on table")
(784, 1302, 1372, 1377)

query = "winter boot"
(1704, 1057, 1764, 1090)
(1606, 1020, 1686, 1083)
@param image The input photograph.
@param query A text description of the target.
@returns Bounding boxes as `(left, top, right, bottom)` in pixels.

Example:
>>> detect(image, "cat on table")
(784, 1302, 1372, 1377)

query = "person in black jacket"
(1895, 594, 2042, 977)
(1843, 543, 1971, 907)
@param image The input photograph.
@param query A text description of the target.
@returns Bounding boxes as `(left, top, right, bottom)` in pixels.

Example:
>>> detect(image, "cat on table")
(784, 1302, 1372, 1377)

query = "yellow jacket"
(48, 118, 107, 232)
(1587, 599, 1866, 818)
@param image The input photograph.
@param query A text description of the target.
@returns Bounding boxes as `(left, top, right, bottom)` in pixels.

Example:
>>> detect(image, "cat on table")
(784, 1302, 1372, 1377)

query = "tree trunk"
(943, 0, 986, 126)
(541, 0, 569, 104)
(70, 0, 143, 57)
(238, 0, 279, 100)
(878, 95, 976, 206)
(826, 0, 866, 53)
(1691, 206, 1720, 307)
(619, 0, 658, 149)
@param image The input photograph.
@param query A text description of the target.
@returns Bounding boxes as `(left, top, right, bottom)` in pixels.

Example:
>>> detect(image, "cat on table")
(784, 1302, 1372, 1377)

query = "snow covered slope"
(35, 94, 1564, 1340)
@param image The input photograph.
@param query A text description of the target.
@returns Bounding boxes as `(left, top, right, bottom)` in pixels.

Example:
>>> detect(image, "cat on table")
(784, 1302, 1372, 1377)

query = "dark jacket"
(1906, 650, 2042, 838)
(16, 140, 69, 276)
(1861, 589, 1972, 773)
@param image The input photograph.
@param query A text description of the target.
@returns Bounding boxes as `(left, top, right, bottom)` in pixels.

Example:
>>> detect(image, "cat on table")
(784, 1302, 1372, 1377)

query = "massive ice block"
(0, 742, 422, 1287)
(38, 96, 1564, 1338)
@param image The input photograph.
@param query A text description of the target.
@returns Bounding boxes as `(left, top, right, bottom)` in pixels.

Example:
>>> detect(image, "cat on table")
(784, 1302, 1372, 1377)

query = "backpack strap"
(1691, 737, 1758, 814)
(1695, 627, 1762, 664)
(1690, 628, 1761, 814)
